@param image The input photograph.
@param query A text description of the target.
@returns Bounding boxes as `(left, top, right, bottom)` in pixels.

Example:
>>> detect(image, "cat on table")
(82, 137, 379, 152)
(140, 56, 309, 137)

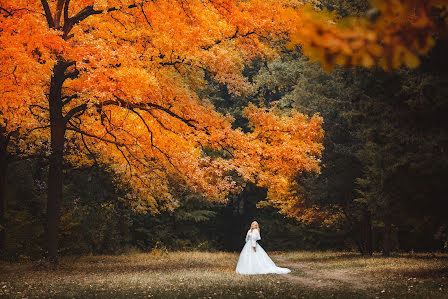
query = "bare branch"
(99, 96, 199, 129)
(129, 108, 154, 145)
(179, 0, 194, 20)
(0, 6, 13, 16)
(201, 27, 256, 50)
(62, 94, 79, 106)
(80, 130, 98, 165)
(140, 4, 152, 28)
(147, 110, 172, 132)
(152, 144, 182, 173)
(160, 58, 187, 66)
(29, 104, 49, 111)
(29, 125, 51, 133)
(116, 142, 133, 177)
(217, 141, 235, 158)
(66, 126, 128, 147)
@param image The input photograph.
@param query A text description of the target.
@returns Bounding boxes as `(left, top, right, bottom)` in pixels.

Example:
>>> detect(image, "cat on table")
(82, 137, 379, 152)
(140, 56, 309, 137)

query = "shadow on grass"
(381, 267, 448, 279)
(73, 263, 231, 274)
(22, 279, 366, 299)
(0, 261, 233, 278)
(287, 252, 448, 263)
(287, 253, 364, 263)
(394, 254, 448, 261)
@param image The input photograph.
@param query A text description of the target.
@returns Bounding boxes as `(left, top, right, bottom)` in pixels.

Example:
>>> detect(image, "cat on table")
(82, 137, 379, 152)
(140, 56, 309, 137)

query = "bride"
(235, 221, 291, 275)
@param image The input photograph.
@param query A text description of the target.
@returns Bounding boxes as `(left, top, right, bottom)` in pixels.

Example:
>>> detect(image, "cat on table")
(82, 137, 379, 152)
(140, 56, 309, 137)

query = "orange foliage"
(0, 0, 324, 220)
(287, 0, 448, 71)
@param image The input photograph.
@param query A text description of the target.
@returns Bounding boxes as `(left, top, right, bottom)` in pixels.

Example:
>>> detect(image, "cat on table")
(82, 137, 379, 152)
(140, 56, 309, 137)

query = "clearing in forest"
(0, 251, 447, 298)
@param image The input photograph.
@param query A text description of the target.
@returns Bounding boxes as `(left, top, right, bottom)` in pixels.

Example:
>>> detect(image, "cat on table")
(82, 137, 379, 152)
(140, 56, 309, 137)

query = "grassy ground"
(0, 251, 447, 298)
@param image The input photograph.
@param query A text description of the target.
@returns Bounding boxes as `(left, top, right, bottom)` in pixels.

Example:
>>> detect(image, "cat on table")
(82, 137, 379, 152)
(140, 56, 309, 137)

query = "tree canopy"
(0, 0, 324, 213)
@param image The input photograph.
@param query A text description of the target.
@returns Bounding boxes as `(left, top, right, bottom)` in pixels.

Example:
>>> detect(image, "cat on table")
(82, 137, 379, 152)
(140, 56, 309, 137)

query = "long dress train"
(235, 228, 291, 275)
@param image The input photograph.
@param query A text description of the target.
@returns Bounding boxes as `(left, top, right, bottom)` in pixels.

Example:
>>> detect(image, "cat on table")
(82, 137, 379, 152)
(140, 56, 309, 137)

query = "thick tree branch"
(40, 0, 55, 28)
(64, 103, 87, 123)
(64, 67, 79, 80)
(63, 0, 70, 23)
(54, 0, 66, 28)
(63, 4, 138, 39)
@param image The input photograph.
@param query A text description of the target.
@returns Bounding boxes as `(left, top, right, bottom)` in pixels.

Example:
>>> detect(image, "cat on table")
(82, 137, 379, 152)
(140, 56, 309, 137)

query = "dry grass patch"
(0, 251, 447, 298)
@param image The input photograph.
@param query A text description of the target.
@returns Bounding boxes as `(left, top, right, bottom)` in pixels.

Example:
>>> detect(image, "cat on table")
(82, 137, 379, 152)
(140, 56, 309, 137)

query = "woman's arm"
(255, 229, 261, 241)
(252, 229, 261, 252)
(250, 230, 259, 248)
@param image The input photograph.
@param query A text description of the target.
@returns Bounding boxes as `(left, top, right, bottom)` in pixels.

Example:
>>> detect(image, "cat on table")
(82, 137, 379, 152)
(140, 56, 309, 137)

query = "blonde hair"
(250, 221, 260, 232)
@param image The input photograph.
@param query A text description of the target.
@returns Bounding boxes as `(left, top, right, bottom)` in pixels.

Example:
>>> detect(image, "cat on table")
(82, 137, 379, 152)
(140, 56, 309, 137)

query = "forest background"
(1, 0, 448, 262)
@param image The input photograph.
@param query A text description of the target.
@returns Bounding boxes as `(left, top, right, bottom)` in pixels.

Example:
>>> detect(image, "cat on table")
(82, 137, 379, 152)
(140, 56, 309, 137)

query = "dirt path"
(276, 259, 376, 291)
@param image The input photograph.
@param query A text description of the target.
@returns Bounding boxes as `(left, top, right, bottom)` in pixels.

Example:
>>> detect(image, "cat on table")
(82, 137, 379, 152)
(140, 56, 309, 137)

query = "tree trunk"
(382, 215, 392, 257)
(344, 205, 372, 256)
(360, 209, 373, 256)
(0, 130, 9, 251)
(46, 60, 69, 264)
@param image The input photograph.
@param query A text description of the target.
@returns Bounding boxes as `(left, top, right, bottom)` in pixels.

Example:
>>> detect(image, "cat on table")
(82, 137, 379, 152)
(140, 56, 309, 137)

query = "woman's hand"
(253, 247, 256, 252)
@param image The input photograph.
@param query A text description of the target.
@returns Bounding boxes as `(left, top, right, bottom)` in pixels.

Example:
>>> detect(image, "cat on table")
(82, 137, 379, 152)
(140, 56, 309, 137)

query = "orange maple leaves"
(287, 0, 448, 71)
(0, 0, 326, 219)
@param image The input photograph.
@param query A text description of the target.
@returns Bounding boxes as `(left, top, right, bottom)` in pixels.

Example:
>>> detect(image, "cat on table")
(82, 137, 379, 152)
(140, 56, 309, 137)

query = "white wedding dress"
(235, 228, 291, 275)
